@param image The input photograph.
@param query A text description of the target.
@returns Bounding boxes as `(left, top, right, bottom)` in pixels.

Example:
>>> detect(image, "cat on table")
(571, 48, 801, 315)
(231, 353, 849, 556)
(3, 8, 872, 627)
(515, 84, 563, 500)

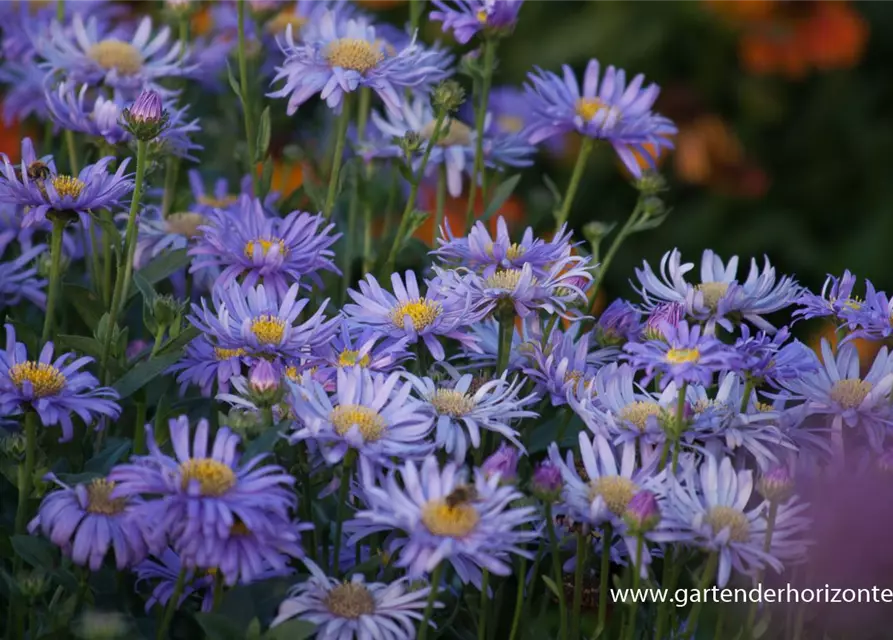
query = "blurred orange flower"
(0, 112, 29, 162)
(355, 0, 406, 8)
(810, 321, 881, 373)
(414, 185, 526, 245)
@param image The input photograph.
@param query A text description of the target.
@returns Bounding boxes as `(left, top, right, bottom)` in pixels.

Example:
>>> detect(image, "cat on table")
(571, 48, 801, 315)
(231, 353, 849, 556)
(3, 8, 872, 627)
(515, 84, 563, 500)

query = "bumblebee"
(444, 484, 479, 508)
(23, 161, 51, 183)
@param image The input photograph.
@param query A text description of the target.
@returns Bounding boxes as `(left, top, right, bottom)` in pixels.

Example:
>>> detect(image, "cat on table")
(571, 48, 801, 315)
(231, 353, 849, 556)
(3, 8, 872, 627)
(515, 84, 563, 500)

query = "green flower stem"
(101, 210, 114, 307)
(684, 552, 718, 638)
(88, 217, 102, 301)
(237, 0, 260, 197)
(133, 396, 147, 456)
(622, 535, 644, 640)
(14, 412, 38, 536)
(508, 555, 528, 640)
(596, 523, 613, 636)
(553, 137, 593, 233)
(571, 528, 590, 640)
(211, 571, 225, 611)
(381, 170, 399, 243)
(384, 109, 448, 275)
(464, 38, 498, 232)
(41, 218, 66, 344)
(654, 549, 673, 640)
(64, 129, 79, 176)
(496, 312, 513, 373)
(418, 562, 444, 640)
(587, 198, 643, 315)
(323, 94, 353, 220)
(521, 544, 545, 621)
(341, 89, 371, 303)
(744, 501, 778, 634)
(478, 568, 490, 640)
(161, 157, 180, 218)
(156, 567, 187, 640)
(545, 502, 569, 640)
(149, 324, 166, 358)
(714, 605, 726, 639)
(409, 0, 425, 33)
(332, 449, 356, 575)
(100, 139, 148, 381)
(433, 163, 447, 247)
(739, 378, 754, 414)
(56, 0, 64, 22)
(671, 383, 688, 474)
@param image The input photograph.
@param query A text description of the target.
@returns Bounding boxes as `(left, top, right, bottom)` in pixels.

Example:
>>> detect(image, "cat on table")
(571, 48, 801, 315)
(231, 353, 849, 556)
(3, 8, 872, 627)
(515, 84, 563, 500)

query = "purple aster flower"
(623, 320, 738, 389)
(0, 244, 47, 310)
(169, 335, 247, 397)
(368, 95, 534, 197)
(457, 316, 538, 372)
(189, 195, 340, 298)
(38, 15, 191, 96)
(642, 301, 685, 341)
(664, 454, 811, 587)
(430, 0, 523, 43)
(272, 558, 438, 638)
(312, 324, 412, 377)
(407, 370, 537, 461)
(635, 249, 802, 334)
(0, 56, 50, 125)
(134, 548, 214, 613)
(434, 215, 575, 278)
(594, 298, 642, 347)
(46, 82, 202, 158)
(524, 59, 676, 177)
(0, 324, 120, 441)
(344, 271, 484, 362)
(481, 442, 521, 482)
(348, 457, 538, 589)
(188, 281, 339, 360)
(269, 10, 452, 116)
(531, 460, 563, 502)
(0, 139, 133, 228)
(287, 367, 433, 466)
(523, 325, 615, 406)
(793, 270, 861, 326)
(779, 339, 893, 455)
(734, 325, 817, 386)
(187, 169, 250, 214)
(29, 474, 154, 570)
(847, 281, 893, 340)
(623, 490, 661, 533)
(109, 416, 297, 566)
(757, 465, 795, 503)
(128, 87, 163, 122)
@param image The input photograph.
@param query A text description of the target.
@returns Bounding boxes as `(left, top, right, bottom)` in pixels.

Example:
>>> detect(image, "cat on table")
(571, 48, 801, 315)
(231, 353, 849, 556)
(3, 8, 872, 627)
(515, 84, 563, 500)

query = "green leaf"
(263, 619, 316, 640)
(133, 272, 157, 307)
(260, 155, 274, 201)
(244, 423, 285, 460)
(63, 284, 103, 331)
(543, 174, 563, 208)
(225, 61, 241, 99)
(11, 535, 55, 570)
(129, 249, 191, 301)
(257, 106, 272, 160)
(112, 352, 181, 399)
(541, 574, 560, 598)
(157, 324, 199, 356)
(401, 210, 430, 248)
(481, 174, 522, 223)
(397, 160, 415, 184)
(84, 438, 131, 475)
(54, 335, 103, 361)
(246, 618, 262, 640)
(196, 613, 243, 640)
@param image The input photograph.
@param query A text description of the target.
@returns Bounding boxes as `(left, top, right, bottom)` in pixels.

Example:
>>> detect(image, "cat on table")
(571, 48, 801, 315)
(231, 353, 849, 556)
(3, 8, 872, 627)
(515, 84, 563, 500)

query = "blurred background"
(3, 0, 891, 322)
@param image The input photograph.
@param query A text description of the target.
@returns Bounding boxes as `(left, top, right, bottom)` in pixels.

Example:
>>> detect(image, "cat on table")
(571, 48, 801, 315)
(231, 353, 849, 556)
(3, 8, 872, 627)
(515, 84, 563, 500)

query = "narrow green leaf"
(128, 248, 191, 302)
(401, 210, 430, 247)
(260, 155, 274, 201)
(196, 613, 242, 640)
(481, 174, 521, 223)
(257, 106, 272, 160)
(263, 619, 316, 640)
(244, 423, 285, 460)
(225, 61, 241, 99)
(84, 438, 131, 475)
(133, 271, 157, 307)
(543, 173, 563, 208)
(54, 335, 103, 361)
(63, 284, 103, 331)
(112, 352, 181, 399)
(158, 324, 199, 356)
(541, 574, 560, 598)
(397, 160, 415, 184)
(11, 535, 56, 570)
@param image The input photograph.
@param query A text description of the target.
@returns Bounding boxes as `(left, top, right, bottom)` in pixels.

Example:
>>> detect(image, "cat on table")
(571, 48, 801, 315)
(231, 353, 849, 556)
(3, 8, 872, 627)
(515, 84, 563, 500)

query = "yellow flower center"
(87, 40, 143, 76)
(485, 269, 532, 291)
(266, 11, 307, 35)
(284, 365, 299, 382)
(250, 315, 286, 345)
(587, 476, 638, 515)
(390, 299, 442, 330)
(337, 349, 371, 368)
(51, 175, 85, 199)
(420, 117, 473, 147)
(505, 243, 526, 261)
(696, 282, 729, 310)
(755, 401, 774, 412)
(324, 38, 383, 73)
(325, 582, 376, 619)
(497, 115, 525, 133)
(244, 238, 287, 259)
(430, 388, 475, 417)
(330, 404, 386, 441)
(665, 348, 700, 364)
(214, 347, 246, 360)
(85, 479, 127, 515)
(830, 379, 872, 409)
(421, 499, 480, 537)
(9, 361, 66, 397)
(576, 97, 608, 121)
(165, 212, 207, 238)
(197, 194, 238, 209)
(692, 399, 720, 414)
(619, 401, 662, 431)
(476, 9, 488, 22)
(564, 370, 586, 386)
(705, 506, 750, 543)
(179, 459, 237, 496)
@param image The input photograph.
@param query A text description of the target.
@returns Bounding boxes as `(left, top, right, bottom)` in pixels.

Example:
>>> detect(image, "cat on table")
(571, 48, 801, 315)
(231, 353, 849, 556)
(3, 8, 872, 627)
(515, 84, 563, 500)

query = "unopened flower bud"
(481, 442, 520, 483)
(531, 461, 562, 502)
(640, 195, 666, 220)
(757, 465, 794, 503)
(17, 570, 47, 599)
(643, 303, 684, 342)
(623, 490, 661, 533)
(432, 80, 466, 114)
(397, 131, 422, 156)
(634, 172, 667, 197)
(248, 359, 283, 407)
(152, 295, 185, 329)
(121, 90, 169, 141)
(0, 431, 27, 459)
